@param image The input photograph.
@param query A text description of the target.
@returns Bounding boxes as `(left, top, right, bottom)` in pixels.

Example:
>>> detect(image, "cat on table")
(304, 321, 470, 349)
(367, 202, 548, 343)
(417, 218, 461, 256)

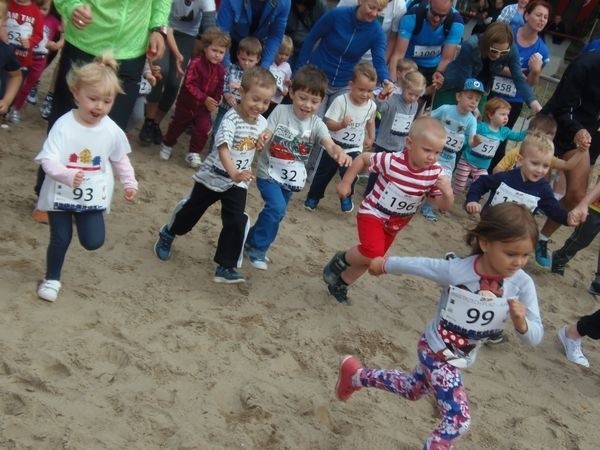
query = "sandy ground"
(1, 90, 600, 449)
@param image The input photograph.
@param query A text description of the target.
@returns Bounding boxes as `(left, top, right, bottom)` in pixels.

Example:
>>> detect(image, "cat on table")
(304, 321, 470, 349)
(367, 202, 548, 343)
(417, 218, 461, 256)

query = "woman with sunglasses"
(432, 21, 542, 115)
(488, 0, 550, 170)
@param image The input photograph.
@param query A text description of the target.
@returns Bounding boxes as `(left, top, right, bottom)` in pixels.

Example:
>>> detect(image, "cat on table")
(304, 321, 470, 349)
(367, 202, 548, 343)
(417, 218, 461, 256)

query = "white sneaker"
(8, 108, 21, 124)
(558, 325, 589, 367)
(159, 143, 172, 160)
(185, 152, 202, 168)
(37, 279, 61, 302)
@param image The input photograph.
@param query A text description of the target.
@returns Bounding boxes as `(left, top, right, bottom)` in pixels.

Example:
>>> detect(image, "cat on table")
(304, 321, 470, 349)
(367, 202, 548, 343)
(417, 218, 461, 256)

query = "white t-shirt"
(35, 111, 131, 212)
(269, 61, 292, 104)
(326, 93, 376, 154)
(193, 108, 267, 192)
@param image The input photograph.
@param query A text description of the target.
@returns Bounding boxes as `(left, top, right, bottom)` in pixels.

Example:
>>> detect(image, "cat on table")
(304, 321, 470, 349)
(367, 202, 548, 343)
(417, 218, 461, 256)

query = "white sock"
(351, 369, 362, 387)
(539, 234, 550, 242)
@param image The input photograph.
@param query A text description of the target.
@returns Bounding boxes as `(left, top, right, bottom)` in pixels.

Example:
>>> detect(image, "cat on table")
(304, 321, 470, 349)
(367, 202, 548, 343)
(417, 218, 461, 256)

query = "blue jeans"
(246, 178, 293, 252)
(46, 210, 105, 280)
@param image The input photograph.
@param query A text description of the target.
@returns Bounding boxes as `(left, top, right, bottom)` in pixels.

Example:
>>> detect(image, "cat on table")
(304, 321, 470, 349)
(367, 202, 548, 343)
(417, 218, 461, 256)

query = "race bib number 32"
(268, 157, 307, 191)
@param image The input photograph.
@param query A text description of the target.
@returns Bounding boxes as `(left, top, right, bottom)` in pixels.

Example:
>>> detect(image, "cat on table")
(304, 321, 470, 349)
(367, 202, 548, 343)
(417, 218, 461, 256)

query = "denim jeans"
(246, 178, 293, 252)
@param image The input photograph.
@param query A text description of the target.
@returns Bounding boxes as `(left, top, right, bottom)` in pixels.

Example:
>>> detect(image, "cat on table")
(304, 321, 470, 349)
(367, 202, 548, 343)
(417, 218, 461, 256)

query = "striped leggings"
(453, 157, 489, 195)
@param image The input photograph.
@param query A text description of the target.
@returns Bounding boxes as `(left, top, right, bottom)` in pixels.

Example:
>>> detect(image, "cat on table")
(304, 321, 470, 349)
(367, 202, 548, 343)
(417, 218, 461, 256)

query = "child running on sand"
(243, 65, 352, 271)
(323, 116, 454, 304)
(34, 53, 138, 302)
(153, 67, 277, 283)
(335, 203, 544, 448)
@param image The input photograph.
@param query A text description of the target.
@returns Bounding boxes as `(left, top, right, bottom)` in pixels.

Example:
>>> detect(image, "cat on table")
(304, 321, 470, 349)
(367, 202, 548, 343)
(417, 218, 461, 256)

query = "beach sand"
(1, 101, 599, 450)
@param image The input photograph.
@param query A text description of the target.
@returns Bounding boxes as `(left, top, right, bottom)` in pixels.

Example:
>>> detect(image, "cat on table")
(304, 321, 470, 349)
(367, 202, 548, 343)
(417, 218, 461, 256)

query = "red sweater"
(7, 1, 44, 68)
(180, 53, 225, 109)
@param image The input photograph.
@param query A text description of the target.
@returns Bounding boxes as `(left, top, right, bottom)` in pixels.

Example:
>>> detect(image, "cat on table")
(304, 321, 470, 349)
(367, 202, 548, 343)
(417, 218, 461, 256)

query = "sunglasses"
(489, 46, 510, 56)
(428, 8, 448, 19)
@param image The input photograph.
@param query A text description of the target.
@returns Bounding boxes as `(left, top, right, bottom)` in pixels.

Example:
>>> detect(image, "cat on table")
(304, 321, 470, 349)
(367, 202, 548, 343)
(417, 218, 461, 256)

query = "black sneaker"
(550, 250, 568, 275)
(152, 122, 163, 145)
(323, 251, 349, 285)
(154, 225, 175, 260)
(214, 266, 245, 283)
(486, 332, 507, 345)
(139, 118, 155, 145)
(327, 282, 349, 304)
(588, 274, 600, 295)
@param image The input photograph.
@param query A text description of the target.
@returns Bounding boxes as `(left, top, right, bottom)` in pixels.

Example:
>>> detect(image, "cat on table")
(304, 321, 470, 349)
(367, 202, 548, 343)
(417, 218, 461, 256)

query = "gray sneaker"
(214, 266, 245, 283)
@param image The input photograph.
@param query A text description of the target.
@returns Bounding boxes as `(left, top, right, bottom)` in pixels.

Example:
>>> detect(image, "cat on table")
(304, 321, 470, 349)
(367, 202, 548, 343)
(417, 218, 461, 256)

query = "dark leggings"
(577, 310, 600, 340)
(46, 210, 105, 280)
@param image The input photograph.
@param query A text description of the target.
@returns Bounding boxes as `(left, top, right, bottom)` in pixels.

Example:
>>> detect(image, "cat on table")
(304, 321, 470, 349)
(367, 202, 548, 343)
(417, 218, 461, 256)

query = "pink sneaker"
(336, 355, 362, 401)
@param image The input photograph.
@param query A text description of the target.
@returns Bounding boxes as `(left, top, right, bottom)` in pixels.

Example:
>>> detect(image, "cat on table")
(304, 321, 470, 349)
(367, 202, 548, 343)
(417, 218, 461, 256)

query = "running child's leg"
(551, 209, 600, 274)
(45, 212, 74, 281)
(215, 186, 248, 268)
(74, 210, 105, 251)
(305, 149, 340, 207)
(452, 157, 474, 195)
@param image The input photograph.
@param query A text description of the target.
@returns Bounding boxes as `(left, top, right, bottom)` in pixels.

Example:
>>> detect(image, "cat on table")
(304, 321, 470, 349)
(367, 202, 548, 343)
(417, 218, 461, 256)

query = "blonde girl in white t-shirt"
(34, 52, 138, 302)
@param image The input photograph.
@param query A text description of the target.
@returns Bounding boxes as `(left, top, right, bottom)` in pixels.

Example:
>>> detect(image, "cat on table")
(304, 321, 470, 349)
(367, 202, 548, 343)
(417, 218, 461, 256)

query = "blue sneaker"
(535, 240, 551, 268)
(340, 197, 354, 213)
(420, 203, 438, 222)
(304, 197, 319, 211)
(214, 266, 245, 283)
(154, 225, 175, 260)
(245, 244, 268, 270)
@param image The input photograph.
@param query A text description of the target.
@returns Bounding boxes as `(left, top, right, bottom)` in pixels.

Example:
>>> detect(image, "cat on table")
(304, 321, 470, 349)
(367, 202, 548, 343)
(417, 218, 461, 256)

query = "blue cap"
(461, 78, 485, 94)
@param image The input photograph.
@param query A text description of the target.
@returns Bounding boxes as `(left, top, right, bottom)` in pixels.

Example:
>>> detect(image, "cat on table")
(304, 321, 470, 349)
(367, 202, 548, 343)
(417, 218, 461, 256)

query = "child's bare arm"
(337, 152, 371, 198)
(325, 116, 352, 132)
(559, 150, 585, 171)
(321, 135, 353, 167)
(364, 118, 375, 150)
(428, 175, 454, 211)
(218, 143, 253, 183)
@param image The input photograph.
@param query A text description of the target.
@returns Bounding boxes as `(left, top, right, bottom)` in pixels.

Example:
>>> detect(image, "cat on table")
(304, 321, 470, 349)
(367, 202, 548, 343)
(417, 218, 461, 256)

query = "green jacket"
(55, 0, 171, 60)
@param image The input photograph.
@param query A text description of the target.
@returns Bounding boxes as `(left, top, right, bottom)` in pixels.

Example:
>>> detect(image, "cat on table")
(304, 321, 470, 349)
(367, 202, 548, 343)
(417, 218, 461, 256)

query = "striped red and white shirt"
(360, 150, 443, 220)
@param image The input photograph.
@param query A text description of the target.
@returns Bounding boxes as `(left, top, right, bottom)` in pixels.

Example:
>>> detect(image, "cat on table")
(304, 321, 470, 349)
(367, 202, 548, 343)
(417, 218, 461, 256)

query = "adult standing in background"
(296, 0, 394, 115)
(217, 0, 291, 69)
(286, 0, 328, 70)
(50, 0, 171, 131)
(488, 0, 550, 170)
(497, 0, 529, 29)
(337, 0, 407, 65)
(139, 0, 217, 146)
(433, 22, 542, 114)
(387, 0, 464, 90)
(534, 52, 600, 267)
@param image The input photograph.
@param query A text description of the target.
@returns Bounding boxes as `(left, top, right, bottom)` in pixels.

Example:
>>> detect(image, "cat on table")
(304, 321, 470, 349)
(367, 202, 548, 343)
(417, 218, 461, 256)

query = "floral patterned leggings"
(359, 334, 471, 449)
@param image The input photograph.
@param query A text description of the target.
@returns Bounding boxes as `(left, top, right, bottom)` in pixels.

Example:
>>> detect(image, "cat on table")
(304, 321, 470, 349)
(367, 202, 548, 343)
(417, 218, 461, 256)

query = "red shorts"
(356, 213, 412, 259)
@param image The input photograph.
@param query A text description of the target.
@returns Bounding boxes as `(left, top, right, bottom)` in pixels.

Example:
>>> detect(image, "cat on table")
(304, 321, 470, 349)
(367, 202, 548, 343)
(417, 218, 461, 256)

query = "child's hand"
(368, 257, 386, 276)
(124, 188, 137, 203)
(471, 134, 483, 147)
(150, 64, 162, 82)
(231, 170, 253, 183)
(363, 136, 374, 150)
(335, 152, 353, 167)
(223, 93, 237, 108)
(568, 206, 588, 226)
(336, 181, 352, 199)
(256, 131, 272, 151)
(144, 73, 157, 86)
(574, 128, 592, 152)
(230, 81, 241, 91)
(73, 170, 85, 188)
(379, 80, 395, 99)
(507, 298, 528, 334)
(432, 71, 444, 88)
(341, 115, 352, 128)
(205, 96, 218, 112)
(19, 37, 30, 49)
(465, 201, 481, 214)
(435, 174, 452, 196)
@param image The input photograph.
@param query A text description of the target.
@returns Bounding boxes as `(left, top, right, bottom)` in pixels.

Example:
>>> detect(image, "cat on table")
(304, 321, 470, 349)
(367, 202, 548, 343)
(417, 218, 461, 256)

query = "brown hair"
(352, 62, 377, 83)
(240, 66, 277, 91)
(525, 0, 551, 16)
(238, 36, 262, 57)
(479, 22, 513, 57)
(466, 203, 539, 255)
(200, 27, 231, 51)
(291, 65, 328, 98)
(527, 113, 557, 136)
(483, 97, 511, 122)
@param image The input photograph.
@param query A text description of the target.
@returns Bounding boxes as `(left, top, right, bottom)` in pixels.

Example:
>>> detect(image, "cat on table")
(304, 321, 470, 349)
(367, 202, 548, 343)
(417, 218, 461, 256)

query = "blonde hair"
(66, 52, 124, 96)
(399, 70, 426, 93)
(352, 62, 377, 83)
(278, 35, 293, 55)
(241, 66, 277, 91)
(409, 116, 446, 142)
(519, 131, 554, 157)
(396, 58, 418, 74)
